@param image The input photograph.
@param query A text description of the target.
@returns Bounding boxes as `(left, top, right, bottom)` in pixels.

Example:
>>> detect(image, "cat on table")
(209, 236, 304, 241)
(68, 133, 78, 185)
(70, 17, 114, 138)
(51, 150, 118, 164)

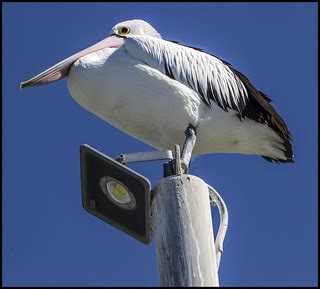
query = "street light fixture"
(80, 144, 152, 244)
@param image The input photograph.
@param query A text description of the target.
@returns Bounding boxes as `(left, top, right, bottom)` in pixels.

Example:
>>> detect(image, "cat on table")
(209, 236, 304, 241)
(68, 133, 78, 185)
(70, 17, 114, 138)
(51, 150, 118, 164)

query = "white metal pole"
(152, 174, 219, 287)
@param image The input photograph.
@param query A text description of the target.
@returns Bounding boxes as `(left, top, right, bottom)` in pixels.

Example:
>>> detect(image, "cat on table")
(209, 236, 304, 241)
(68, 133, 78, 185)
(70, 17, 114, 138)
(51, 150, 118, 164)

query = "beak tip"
(19, 82, 26, 90)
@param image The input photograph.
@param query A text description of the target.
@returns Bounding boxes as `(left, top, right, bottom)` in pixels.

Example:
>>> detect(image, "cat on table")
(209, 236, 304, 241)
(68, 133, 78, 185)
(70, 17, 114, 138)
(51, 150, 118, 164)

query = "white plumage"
(20, 19, 294, 163)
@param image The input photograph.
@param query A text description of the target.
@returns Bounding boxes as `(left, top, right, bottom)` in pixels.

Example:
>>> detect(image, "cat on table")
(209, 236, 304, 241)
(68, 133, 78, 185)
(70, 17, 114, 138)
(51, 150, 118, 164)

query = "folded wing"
(124, 35, 293, 162)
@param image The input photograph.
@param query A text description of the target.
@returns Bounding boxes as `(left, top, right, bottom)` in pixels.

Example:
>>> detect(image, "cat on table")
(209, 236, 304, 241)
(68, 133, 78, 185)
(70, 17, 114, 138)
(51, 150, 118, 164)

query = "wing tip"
(262, 140, 294, 164)
(262, 155, 294, 164)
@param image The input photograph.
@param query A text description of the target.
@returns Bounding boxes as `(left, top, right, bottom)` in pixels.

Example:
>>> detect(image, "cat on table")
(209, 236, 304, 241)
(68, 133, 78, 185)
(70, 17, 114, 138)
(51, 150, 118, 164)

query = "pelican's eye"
(118, 26, 130, 35)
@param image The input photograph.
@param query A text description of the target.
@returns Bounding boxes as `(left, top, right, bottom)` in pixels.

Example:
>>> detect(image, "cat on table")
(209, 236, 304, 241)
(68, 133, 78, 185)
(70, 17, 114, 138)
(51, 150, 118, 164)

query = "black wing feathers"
(166, 40, 293, 163)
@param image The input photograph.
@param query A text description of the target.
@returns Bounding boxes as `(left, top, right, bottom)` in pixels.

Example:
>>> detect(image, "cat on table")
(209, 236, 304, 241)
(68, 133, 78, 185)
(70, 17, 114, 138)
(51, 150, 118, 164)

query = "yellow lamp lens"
(100, 177, 136, 210)
(110, 183, 131, 204)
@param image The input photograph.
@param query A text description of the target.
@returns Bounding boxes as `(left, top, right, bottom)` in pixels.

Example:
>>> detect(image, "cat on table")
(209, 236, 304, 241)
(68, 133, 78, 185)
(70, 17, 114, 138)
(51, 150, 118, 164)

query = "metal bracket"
(207, 184, 229, 271)
(115, 150, 173, 164)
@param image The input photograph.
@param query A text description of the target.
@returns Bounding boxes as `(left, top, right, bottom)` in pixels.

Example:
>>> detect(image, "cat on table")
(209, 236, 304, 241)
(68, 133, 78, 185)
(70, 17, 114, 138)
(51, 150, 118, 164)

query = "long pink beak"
(20, 35, 125, 90)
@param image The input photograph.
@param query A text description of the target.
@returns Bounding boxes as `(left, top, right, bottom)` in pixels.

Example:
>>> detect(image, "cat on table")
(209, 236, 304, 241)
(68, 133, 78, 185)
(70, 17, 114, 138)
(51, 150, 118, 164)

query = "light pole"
(80, 144, 228, 287)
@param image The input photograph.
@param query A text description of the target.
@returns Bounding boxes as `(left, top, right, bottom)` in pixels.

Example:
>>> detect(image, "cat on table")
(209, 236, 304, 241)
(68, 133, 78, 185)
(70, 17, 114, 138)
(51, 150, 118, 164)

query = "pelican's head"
(110, 19, 161, 38)
(19, 19, 159, 90)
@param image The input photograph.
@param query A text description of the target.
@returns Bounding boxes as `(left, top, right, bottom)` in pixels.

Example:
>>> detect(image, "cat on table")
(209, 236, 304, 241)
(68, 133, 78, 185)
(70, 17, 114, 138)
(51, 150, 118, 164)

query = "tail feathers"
(262, 137, 294, 164)
(262, 155, 294, 164)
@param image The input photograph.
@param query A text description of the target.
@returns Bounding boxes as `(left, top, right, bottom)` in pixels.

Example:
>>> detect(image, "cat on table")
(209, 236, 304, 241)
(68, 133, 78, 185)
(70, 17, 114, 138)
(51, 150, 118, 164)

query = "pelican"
(20, 19, 294, 169)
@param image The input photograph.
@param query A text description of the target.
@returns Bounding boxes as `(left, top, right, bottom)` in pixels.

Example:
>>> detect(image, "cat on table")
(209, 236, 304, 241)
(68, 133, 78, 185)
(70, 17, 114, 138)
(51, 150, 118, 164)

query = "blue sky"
(3, 2, 318, 286)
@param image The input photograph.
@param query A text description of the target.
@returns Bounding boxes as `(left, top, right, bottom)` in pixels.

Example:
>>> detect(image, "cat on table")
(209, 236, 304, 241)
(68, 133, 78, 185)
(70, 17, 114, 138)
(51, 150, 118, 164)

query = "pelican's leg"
(181, 124, 197, 173)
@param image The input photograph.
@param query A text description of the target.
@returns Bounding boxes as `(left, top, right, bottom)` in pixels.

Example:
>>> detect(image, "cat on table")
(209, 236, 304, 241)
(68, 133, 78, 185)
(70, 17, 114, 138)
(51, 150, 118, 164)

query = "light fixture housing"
(80, 144, 152, 244)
